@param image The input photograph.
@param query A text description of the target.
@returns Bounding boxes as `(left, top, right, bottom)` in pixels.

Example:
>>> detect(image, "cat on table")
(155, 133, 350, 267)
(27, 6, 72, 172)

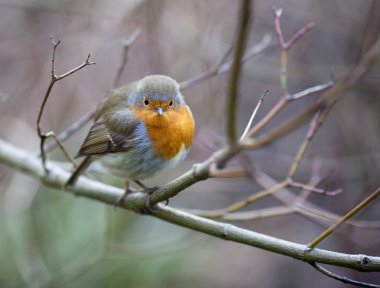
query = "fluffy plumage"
(66, 75, 195, 186)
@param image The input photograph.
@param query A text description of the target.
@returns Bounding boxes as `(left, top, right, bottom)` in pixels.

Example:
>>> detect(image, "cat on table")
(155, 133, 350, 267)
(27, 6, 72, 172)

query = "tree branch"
(1, 139, 380, 272)
(310, 263, 380, 288)
(226, 0, 252, 142)
(36, 36, 94, 170)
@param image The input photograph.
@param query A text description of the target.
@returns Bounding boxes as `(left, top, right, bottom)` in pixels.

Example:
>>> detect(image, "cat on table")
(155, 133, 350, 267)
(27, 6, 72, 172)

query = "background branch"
(310, 263, 380, 288)
(226, 0, 252, 142)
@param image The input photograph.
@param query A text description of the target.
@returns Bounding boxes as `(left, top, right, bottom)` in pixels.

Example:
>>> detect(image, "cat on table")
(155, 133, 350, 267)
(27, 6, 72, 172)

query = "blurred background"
(1, 0, 380, 287)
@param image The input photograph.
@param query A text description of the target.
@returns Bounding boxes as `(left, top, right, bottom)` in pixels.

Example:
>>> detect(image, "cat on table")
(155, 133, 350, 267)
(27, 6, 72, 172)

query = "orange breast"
(130, 105, 195, 160)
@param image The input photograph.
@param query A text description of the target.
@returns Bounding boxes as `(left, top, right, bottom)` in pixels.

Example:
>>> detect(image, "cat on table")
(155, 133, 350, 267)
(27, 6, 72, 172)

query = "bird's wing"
(77, 120, 137, 156)
(79, 81, 141, 157)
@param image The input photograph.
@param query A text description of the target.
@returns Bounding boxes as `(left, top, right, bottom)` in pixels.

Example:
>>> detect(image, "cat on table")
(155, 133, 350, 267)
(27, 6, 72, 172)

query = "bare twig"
(286, 22, 315, 49)
(179, 44, 234, 90)
(244, 80, 333, 140)
(112, 28, 142, 89)
(273, 7, 286, 47)
(245, 97, 288, 138)
(242, 102, 314, 149)
(36, 36, 94, 172)
(308, 186, 380, 249)
(226, 0, 252, 142)
(272, 6, 314, 50)
(293, 160, 322, 205)
(179, 33, 273, 90)
(221, 206, 294, 221)
(287, 108, 325, 178)
(287, 179, 342, 196)
(310, 263, 380, 288)
(240, 89, 268, 141)
(272, 6, 314, 90)
(44, 131, 78, 167)
(292, 80, 334, 100)
(193, 181, 287, 218)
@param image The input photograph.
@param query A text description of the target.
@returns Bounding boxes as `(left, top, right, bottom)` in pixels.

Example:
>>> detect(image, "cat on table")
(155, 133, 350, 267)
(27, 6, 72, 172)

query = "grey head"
(131, 75, 185, 107)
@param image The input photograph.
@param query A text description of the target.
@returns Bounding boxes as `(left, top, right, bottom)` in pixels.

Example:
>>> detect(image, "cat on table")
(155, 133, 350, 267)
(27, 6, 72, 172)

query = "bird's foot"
(133, 180, 169, 213)
(144, 190, 170, 213)
(114, 181, 134, 209)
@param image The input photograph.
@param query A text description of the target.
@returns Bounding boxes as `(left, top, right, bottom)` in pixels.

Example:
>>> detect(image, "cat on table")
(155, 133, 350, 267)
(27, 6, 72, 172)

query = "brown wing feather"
(77, 122, 132, 156)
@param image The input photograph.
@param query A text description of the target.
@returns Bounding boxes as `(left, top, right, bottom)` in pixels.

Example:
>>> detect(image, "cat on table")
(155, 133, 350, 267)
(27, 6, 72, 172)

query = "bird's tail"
(65, 156, 92, 187)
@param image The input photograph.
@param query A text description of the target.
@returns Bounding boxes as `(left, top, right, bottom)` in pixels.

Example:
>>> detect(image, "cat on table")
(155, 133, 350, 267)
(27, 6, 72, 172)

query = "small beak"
(156, 106, 164, 116)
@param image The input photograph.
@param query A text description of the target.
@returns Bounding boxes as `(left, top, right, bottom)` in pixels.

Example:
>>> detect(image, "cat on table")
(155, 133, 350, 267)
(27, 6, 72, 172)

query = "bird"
(65, 75, 195, 208)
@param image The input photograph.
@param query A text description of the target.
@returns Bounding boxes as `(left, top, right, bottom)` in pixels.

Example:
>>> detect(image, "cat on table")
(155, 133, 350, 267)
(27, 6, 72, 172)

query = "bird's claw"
(145, 196, 159, 213)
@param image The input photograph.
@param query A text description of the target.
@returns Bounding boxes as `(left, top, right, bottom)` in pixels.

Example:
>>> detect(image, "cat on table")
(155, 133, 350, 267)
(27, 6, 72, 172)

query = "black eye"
(169, 100, 173, 107)
(144, 98, 149, 106)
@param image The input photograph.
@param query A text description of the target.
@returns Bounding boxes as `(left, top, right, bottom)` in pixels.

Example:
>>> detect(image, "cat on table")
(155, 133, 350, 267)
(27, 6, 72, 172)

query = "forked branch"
(36, 36, 94, 172)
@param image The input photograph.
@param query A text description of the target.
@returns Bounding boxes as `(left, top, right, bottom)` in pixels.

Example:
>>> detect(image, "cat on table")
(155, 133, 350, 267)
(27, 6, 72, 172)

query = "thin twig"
(179, 44, 234, 90)
(226, 0, 252, 142)
(287, 179, 342, 196)
(292, 81, 334, 100)
(197, 206, 294, 221)
(179, 34, 273, 90)
(287, 108, 325, 178)
(244, 80, 333, 140)
(293, 159, 322, 205)
(112, 28, 142, 88)
(44, 131, 78, 168)
(192, 181, 287, 218)
(286, 22, 314, 49)
(55, 54, 94, 80)
(307, 186, 380, 249)
(310, 263, 380, 288)
(36, 36, 94, 172)
(272, 7, 285, 47)
(272, 6, 314, 50)
(242, 105, 314, 149)
(245, 97, 288, 138)
(240, 89, 268, 141)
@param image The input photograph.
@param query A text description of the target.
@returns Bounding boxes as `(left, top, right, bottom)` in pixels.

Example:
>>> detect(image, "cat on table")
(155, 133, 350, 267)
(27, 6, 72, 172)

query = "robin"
(66, 75, 195, 207)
